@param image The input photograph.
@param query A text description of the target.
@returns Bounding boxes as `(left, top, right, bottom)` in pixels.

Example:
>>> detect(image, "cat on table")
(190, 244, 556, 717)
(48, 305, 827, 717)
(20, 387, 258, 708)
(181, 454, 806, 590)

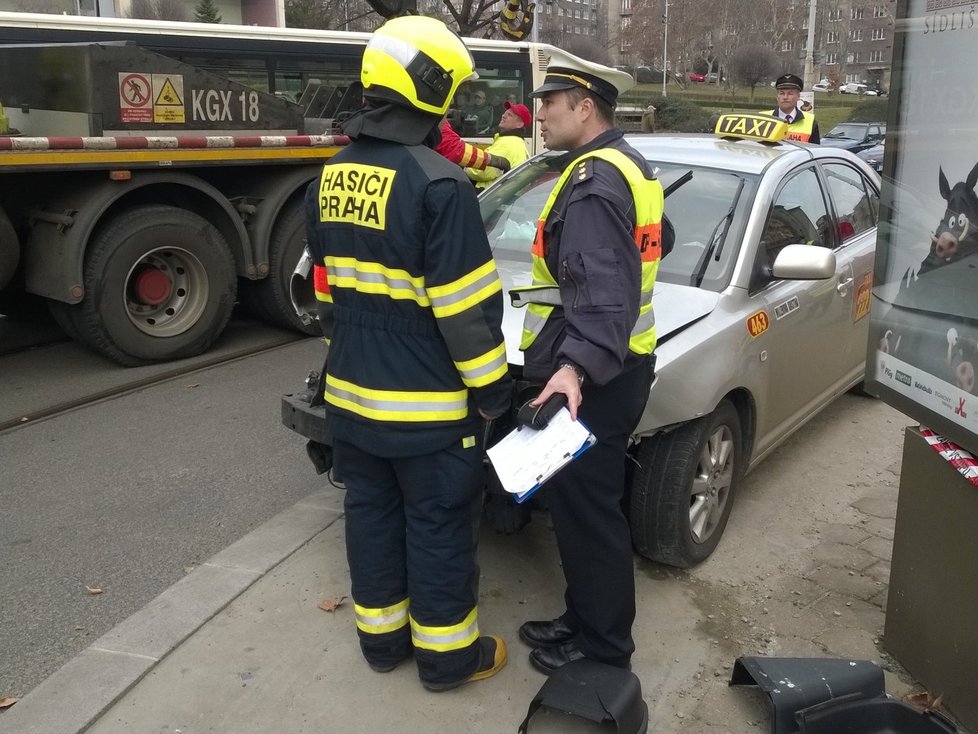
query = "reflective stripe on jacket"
(512, 146, 663, 357)
(784, 112, 816, 142)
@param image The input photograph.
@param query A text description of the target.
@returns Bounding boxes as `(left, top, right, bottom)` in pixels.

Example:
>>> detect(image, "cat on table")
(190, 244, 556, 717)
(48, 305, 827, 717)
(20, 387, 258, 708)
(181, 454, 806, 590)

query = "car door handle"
(837, 276, 853, 293)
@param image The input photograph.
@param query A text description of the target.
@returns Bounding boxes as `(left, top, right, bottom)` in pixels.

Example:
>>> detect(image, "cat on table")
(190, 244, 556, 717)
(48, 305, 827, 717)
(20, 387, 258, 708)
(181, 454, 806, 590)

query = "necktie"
(785, 115, 793, 124)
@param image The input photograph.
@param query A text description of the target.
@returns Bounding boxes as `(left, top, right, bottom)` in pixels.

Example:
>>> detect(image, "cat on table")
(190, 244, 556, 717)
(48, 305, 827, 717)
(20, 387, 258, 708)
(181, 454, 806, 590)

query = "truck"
(0, 40, 351, 365)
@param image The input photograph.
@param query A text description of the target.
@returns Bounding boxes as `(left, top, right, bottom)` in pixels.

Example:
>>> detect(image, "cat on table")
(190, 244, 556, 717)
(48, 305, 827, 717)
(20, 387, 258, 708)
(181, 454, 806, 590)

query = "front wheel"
(75, 205, 236, 366)
(629, 399, 743, 567)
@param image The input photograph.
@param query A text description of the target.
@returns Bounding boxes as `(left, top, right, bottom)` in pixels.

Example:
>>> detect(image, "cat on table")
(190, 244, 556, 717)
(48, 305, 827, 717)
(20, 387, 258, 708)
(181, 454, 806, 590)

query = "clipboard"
(486, 406, 596, 503)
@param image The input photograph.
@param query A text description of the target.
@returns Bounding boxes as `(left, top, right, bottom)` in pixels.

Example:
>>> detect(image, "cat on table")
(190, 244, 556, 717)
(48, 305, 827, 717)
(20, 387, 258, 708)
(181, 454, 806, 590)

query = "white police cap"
(530, 47, 635, 108)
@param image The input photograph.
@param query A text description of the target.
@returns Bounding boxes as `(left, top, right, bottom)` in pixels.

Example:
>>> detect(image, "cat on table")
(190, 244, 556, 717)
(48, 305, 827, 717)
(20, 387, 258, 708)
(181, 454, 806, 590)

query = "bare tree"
(729, 44, 777, 101)
(128, 0, 189, 21)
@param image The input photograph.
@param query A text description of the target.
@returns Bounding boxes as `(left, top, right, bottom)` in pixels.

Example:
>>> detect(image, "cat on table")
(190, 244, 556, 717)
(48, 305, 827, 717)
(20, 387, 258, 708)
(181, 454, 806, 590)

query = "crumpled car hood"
(495, 257, 720, 366)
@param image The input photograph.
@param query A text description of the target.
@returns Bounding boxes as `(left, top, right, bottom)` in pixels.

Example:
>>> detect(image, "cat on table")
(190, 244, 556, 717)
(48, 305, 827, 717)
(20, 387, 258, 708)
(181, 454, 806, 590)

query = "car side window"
(822, 162, 878, 243)
(751, 168, 832, 292)
(759, 168, 832, 266)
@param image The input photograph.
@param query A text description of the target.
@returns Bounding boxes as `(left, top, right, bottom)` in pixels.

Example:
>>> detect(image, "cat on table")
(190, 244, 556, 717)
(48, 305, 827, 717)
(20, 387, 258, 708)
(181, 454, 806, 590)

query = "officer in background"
(771, 73, 821, 143)
(466, 101, 531, 189)
(511, 53, 663, 674)
(304, 16, 512, 692)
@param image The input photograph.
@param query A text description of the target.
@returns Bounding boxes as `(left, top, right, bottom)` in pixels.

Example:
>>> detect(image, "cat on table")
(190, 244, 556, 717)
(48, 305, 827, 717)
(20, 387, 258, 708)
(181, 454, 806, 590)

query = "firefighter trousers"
(333, 435, 485, 686)
(545, 357, 653, 666)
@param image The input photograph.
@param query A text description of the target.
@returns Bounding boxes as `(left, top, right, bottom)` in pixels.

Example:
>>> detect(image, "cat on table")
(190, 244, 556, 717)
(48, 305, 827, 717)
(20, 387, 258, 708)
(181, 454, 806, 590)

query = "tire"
(240, 203, 319, 335)
(76, 205, 236, 366)
(629, 399, 744, 568)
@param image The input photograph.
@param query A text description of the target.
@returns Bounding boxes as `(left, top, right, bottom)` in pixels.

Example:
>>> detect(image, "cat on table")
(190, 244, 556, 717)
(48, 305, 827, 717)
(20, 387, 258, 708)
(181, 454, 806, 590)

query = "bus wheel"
(77, 205, 236, 366)
(242, 202, 319, 335)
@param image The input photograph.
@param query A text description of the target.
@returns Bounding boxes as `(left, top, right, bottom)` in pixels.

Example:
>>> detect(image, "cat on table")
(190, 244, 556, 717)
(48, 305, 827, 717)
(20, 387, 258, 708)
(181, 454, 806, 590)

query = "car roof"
(623, 134, 808, 176)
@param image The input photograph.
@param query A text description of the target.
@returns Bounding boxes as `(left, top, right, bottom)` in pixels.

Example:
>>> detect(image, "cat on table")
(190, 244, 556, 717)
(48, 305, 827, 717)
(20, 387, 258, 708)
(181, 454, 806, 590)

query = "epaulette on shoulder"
(569, 157, 595, 186)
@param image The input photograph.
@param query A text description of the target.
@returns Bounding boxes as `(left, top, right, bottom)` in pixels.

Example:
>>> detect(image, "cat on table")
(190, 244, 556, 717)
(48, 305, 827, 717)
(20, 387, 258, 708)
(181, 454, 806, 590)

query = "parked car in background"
(812, 81, 833, 92)
(706, 72, 722, 83)
(839, 82, 879, 95)
(821, 122, 886, 154)
(856, 142, 885, 173)
(688, 71, 706, 82)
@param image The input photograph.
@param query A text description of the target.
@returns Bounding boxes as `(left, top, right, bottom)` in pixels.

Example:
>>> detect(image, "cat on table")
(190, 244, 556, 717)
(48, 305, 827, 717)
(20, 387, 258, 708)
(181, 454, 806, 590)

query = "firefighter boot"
(422, 636, 508, 692)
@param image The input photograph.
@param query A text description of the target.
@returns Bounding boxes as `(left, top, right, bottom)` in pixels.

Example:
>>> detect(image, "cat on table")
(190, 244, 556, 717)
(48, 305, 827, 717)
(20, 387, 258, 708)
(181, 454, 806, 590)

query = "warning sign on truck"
(119, 72, 186, 124)
(119, 72, 153, 123)
(152, 74, 185, 123)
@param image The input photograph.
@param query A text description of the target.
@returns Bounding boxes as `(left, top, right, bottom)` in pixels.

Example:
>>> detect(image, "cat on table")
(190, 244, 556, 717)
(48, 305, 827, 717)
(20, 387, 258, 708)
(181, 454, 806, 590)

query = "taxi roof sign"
(714, 113, 787, 143)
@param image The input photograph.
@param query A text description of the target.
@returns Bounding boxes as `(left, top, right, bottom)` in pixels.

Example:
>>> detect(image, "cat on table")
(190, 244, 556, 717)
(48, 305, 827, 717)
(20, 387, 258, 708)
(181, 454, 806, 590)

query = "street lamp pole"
(662, 0, 669, 97)
(531, 0, 539, 44)
(803, 0, 818, 89)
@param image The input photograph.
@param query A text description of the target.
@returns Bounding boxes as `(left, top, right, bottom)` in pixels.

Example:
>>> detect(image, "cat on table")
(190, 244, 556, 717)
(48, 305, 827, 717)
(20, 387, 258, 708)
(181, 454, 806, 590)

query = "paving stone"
(816, 625, 884, 663)
(775, 577, 825, 607)
(817, 523, 872, 546)
(812, 541, 879, 571)
(863, 561, 891, 586)
(852, 495, 898, 520)
(805, 566, 882, 601)
(753, 600, 830, 640)
(810, 594, 885, 635)
(859, 534, 894, 562)
(859, 514, 896, 541)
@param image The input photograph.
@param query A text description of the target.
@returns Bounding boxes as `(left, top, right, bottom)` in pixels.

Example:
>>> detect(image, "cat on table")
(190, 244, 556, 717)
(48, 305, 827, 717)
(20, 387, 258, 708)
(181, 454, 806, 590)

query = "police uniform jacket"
(522, 128, 653, 386)
(306, 130, 512, 458)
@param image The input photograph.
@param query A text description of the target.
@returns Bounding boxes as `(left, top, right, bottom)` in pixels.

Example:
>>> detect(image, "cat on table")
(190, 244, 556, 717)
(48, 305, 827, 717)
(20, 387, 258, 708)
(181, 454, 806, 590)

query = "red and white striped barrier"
(920, 427, 978, 488)
(0, 134, 350, 151)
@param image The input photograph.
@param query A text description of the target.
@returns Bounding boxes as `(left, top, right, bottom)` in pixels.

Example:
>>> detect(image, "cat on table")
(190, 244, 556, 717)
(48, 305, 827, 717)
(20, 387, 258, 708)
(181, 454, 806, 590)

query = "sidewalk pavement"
(2, 396, 927, 734)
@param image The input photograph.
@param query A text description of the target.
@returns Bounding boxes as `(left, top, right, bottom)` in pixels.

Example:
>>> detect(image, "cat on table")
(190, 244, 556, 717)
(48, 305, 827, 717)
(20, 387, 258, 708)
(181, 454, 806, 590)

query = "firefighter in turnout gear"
(304, 15, 511, 691)
(510, 50, 663, 675)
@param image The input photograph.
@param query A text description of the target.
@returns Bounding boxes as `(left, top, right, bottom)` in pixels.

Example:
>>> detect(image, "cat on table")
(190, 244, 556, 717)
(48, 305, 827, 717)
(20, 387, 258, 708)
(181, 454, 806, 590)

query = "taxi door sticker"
(319, 164, 396, 231)
(747, 310, 770, 337)
(853, 272, 872, 322)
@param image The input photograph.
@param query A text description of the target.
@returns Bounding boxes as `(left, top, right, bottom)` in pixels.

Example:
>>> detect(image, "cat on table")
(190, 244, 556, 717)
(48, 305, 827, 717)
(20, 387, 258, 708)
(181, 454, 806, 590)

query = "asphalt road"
(0, 333, 326, 697)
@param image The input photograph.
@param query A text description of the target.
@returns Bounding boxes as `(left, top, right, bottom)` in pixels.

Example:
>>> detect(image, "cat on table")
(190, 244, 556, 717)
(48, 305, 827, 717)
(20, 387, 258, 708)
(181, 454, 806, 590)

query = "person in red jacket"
(435, 118, 513, 173)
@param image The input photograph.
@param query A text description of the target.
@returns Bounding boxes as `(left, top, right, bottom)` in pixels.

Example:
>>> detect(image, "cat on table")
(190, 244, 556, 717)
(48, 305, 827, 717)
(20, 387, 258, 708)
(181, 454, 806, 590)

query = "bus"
(0, 11, 550, 153)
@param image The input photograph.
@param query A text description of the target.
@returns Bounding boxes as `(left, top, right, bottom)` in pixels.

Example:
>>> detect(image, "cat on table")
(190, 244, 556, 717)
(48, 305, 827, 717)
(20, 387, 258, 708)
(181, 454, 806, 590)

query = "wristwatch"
(558, 360, 585, 385)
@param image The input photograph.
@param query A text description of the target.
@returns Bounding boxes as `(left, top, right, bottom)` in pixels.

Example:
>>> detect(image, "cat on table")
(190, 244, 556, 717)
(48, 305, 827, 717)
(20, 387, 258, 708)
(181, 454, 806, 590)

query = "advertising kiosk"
(865, 0, 978, 728)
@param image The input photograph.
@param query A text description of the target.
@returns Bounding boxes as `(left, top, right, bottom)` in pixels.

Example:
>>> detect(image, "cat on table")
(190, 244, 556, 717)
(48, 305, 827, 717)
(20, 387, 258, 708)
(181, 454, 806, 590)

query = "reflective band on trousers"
(512, 147, 663, 356)
(324, 374, 469, 422)
(410, 607, 479, 652)
(784, 113, 815, 142)
(355, 598, 410, 635)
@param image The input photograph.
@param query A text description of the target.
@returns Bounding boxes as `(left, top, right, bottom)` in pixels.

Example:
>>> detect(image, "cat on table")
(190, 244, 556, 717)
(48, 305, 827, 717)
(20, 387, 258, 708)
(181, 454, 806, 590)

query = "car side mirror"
(771, 244, 837, 280)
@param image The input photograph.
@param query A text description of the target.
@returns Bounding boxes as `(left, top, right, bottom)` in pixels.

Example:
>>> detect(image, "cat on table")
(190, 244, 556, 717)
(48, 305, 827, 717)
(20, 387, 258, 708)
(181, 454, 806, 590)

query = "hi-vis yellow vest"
(784, 113, 816, 142)
(513, 148, 664, 356)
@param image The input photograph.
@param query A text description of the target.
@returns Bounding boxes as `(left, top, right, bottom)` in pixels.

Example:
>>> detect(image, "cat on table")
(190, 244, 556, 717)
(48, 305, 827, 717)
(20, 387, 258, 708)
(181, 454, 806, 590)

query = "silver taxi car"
(482, 128, 879, 567)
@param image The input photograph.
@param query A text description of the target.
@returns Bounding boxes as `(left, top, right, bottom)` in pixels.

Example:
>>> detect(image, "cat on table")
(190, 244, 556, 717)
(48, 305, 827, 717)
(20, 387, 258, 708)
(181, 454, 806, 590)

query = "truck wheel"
(241, 203, 318, 335)
(629, 399, 743, 568)
(77, 205, 236, 366)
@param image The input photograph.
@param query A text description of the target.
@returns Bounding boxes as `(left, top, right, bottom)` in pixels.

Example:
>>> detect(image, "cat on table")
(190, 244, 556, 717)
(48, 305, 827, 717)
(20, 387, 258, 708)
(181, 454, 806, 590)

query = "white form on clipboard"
(486, 407, 596, 503)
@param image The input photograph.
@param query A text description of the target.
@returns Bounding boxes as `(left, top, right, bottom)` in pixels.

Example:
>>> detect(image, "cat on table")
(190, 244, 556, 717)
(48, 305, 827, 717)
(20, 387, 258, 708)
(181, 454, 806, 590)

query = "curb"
(1, 489, 344, 734)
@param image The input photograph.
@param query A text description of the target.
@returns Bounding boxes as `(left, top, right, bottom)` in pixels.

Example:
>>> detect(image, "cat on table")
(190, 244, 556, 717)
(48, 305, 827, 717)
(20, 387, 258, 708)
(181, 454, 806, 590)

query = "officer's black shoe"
(529, 642, 631, 676)
(422, 635, 508, 692)
(529, 641, 587, 675)
(518, 618, 577, 647)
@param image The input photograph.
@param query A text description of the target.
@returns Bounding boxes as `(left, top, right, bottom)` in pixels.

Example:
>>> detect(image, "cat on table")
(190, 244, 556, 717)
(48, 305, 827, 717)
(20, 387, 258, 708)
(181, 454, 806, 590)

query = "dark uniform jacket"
(523, 128, 654, 386)
(306, 124, 511, 458)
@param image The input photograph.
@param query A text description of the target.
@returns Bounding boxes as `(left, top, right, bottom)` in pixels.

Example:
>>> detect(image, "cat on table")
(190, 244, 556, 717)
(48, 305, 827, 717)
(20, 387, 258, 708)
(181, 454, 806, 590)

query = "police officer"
(772, 73, 821, 143)
(511, 52, 664, 674)
(305, 16, 512, 692)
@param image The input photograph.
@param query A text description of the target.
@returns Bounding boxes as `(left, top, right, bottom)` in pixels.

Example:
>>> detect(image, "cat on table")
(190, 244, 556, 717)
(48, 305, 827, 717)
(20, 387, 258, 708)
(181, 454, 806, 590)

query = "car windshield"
(480, 154, 757, 292)
(825, 123, 868, 141)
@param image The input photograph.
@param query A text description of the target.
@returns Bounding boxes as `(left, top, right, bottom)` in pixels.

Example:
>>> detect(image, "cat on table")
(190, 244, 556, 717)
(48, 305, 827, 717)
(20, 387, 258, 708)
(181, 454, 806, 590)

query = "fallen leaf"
(185, 383, 200, 389)
(904, 691, 943, 711)
(0, 697, 18, 709)
(318, 596, 347, 612)
(85, 586, 103, 595)
(74, 626, 84, 631)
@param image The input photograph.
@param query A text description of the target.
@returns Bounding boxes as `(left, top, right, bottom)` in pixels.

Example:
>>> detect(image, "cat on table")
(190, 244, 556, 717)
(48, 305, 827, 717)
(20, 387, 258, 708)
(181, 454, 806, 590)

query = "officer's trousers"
(545, 357, 653, 666)
(334, 436, 484, 686)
